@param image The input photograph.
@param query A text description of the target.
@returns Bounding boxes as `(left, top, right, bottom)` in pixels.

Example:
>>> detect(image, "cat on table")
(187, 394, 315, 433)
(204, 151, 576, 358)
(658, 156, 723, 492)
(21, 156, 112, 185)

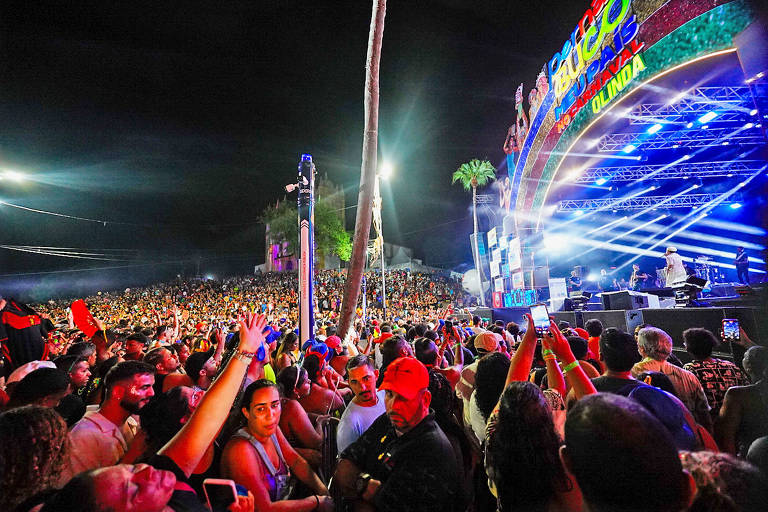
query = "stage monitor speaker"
(582, 310, 630, 332)
(550, 311, 577, 328)
(601, 290, 650, 310)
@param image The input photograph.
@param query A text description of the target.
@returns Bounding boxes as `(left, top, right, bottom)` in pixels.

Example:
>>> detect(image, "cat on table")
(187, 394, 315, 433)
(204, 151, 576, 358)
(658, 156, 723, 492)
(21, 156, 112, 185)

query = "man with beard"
(334, 357, 465, 511)
(337, 355, 386, 452)
(65, 361, 155, 476)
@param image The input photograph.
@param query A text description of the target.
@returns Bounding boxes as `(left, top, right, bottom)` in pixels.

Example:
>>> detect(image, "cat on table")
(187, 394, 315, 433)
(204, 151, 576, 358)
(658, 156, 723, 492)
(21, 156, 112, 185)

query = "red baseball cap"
(375, 332, 393, 344)
(325, 335, 342, 351)
(379, 357, 429, 400)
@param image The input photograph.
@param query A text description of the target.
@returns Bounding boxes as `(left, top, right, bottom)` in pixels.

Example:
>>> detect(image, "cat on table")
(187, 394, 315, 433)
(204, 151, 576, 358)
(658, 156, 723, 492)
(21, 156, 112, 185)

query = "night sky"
(0, 1, 590, 297)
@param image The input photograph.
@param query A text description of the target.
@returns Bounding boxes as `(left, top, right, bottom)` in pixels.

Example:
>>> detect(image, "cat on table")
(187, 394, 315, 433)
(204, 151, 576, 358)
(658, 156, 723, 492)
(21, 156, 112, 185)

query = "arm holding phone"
(542, 320, 596, 400)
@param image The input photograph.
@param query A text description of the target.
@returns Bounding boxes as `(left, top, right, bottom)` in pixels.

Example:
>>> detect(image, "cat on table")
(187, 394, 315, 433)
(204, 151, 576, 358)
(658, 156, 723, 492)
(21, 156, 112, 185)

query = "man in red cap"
(334, 357, 466, 511)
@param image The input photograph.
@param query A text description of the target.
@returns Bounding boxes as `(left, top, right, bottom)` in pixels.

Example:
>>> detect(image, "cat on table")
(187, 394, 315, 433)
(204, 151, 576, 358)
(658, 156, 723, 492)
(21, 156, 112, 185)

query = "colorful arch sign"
(508, 0, 756, 232)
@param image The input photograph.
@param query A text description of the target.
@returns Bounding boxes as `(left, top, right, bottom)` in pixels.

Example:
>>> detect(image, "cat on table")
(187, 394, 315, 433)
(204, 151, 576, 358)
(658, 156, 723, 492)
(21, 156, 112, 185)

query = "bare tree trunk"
(338, 0, 387, 340)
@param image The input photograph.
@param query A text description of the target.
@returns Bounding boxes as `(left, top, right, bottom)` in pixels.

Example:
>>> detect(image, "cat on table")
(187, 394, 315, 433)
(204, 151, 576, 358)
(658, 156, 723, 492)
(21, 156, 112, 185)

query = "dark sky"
(0, 0, 588, 294)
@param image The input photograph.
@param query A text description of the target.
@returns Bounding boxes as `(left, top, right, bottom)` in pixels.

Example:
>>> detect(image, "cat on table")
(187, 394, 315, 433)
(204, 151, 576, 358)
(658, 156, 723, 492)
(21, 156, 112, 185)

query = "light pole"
(373, 162, 392, 320)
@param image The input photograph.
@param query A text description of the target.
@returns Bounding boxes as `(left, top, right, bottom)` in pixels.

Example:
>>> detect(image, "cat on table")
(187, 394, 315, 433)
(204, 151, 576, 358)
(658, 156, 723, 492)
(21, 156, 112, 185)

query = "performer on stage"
(598, 269, 618, 292)
(663, 247, 687, 286)
(629, 264, 649, 291)
(568, 270, 582, 294)
(735, 247, 749, 284)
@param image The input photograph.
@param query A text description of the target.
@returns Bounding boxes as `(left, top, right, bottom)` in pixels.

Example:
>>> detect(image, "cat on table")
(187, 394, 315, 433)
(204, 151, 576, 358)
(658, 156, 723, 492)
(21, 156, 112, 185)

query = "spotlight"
(692, 183, 700, 188)
(573, 210, 584, 217)
(587, 273, 599, 281)
(701, 125, 709, 130)
(595, 178, 608, 185)
(622, 144, 637, 154)
(750, 109, 758, 116)
(698, 111, 717, 123)
(685, 121, 694, 128)
(729, 203, 742, 209)
(3, 171, 25, 182)
(727, 173, 733, 177)
(672, 144, 679, 148)
(722, 141, 729, 145)
(744, 122, 754, 129)
(647, 123, 663, 134)
(682, 154, 692, 160)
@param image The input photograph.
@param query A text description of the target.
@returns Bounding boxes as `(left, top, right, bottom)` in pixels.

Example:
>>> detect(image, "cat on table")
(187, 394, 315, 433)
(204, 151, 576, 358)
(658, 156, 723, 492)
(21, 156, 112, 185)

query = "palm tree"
(338, 0, 387, 340)
(452, 159, 496, 306)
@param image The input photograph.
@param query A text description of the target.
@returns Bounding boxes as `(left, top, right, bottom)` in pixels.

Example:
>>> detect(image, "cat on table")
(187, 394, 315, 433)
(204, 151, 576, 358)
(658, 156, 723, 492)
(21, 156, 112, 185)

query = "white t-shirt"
(336, 390, 387, 453)
(665, 252, 687, 285)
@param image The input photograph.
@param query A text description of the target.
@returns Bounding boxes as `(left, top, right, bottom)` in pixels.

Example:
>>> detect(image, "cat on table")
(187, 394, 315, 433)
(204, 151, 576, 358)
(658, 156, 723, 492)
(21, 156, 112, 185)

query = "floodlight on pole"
(379, 161, 393, 180)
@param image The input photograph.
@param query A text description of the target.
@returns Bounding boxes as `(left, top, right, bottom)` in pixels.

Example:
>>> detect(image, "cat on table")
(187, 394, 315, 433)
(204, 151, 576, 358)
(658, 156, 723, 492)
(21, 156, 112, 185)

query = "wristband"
(542, 349, 554, 356)
(314, 495, 320, 510)
(234, 350, 255, 363)
(562, 360, 580, 373)
(543, 355, 556, 362)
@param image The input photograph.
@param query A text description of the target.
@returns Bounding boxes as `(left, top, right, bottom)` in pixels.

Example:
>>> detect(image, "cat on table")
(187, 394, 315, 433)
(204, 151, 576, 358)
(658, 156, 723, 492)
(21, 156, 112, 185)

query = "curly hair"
(0, 405, 71, 510)
(485, 382, 570, 512)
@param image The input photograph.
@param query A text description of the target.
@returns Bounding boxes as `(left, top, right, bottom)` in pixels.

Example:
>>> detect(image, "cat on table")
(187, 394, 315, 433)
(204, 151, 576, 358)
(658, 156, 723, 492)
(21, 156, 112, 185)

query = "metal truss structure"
(597, 126, 765, 152)
(557, 193, 740, 211)
(571, 160, 765, 183)
(628, 86, 758, 124)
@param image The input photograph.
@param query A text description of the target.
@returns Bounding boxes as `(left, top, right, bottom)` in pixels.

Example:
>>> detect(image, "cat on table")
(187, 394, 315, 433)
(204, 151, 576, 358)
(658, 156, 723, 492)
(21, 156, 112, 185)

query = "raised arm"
(160, 312, 267, 477)
(542, 319, 596, 400)
(505, 314, 537, 385)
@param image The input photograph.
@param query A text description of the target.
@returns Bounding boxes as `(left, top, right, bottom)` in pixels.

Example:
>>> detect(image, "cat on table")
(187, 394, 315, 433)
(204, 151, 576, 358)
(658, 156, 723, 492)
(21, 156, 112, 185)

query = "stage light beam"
(698, 111, 717, 123)
(622, 144, 636, 154)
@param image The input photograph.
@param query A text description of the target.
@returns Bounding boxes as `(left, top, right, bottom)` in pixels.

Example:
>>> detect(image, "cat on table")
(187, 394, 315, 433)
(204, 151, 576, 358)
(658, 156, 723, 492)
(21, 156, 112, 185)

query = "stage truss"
(627, 86, 760, 125)
(597, 126, 765, 152)
(557, 193, 741, 211)
(572, 160, 764, 182)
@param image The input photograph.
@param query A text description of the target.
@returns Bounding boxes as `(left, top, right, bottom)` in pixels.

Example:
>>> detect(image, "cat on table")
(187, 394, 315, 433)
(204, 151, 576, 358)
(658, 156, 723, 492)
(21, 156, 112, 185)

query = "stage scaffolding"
(557, 193, 741, 212)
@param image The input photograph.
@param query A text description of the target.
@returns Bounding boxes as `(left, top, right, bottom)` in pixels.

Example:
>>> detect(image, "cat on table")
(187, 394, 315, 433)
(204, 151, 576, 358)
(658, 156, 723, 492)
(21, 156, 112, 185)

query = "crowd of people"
(0, 270, 767, 512)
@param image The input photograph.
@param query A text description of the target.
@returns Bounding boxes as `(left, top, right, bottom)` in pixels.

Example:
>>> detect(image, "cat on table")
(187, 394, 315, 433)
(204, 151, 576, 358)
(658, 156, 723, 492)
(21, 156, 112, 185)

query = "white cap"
(7, 360, 57, 385)
(666, 246, 677, 253)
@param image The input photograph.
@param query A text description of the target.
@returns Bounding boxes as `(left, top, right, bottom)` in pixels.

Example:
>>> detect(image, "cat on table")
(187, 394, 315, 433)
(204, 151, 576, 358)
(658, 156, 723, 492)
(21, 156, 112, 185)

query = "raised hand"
(237, 312, 268, 354)
(521, 314, 536, 345)
(541, 319, 575, 363)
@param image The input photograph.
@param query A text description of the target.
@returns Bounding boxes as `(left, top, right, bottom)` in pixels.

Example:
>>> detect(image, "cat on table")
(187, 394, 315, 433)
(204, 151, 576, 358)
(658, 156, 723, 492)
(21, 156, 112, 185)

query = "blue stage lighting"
(698, 111, 717, 123)
(647, 123, 663, 134)
(701, 124, 709, 130)
(573, 210, 584, 216)
(685, 121, 694, 128)
(729, 203, 742, 209)
(595, 178, 608, 185)
(622, 144, 636, 154)
(750, 109, 758, 116)
(744, 122, 754, 129)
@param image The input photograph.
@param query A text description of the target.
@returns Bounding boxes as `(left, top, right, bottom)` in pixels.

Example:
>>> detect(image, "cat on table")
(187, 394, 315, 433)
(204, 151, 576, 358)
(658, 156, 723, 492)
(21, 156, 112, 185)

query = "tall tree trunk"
(472, 185, 485, 306)
(338, 0, 387, 340)
(472, 185, 478, 235)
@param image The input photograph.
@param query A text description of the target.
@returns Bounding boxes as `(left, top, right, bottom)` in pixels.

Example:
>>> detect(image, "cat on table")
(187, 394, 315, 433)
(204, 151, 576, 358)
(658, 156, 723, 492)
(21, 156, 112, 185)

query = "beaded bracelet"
(562, 360, 580, 373)
(542, 349, 554, 357)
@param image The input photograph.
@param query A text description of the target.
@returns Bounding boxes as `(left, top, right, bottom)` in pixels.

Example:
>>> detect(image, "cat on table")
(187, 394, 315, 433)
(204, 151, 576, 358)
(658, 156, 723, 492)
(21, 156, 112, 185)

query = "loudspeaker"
(601, 291, 650, 310)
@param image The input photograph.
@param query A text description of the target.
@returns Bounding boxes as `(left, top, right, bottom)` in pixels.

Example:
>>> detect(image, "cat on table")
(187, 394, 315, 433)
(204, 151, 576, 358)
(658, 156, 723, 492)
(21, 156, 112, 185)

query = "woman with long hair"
(485, 382, 577, 512)
(220, 379, 333, 511)
(0, 405, 70, 511)
(275, 332, 300, 372)
(297, 354, 345, 416)
(275, 366, 324, 467)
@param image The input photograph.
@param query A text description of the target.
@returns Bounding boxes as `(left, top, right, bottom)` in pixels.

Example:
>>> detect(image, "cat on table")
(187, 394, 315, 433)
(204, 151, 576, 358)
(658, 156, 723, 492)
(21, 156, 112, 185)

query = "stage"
(474, 293, 766, 362)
